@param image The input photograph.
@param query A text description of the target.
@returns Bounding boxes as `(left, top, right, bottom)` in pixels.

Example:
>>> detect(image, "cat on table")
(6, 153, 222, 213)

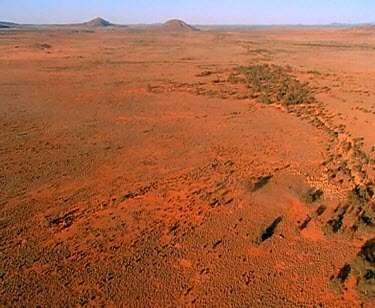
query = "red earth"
(1, 26, 375, 307)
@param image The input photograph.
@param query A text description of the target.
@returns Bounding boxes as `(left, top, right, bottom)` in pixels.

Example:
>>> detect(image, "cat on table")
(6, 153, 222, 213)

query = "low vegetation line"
(228, 64, 316, 106)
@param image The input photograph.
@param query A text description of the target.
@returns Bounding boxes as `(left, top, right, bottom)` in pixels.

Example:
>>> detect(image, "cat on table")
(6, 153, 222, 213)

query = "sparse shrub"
(334, 205, 342, 213)
(299, 216, 312, 230)
(328, 213, 344, 233)
(364, 269, 375, 280)
(348, 185, 374, 207)
(261, 216, 283, 242)
(316, 205, 327, 216)
(337, 264, 351, 282)
(246, 175, 273, 193)
(197, 70, 212, 77)
(359, 238, 375, 264)
(34, 43, 52, 49)
(351, 223, 359, 232)
(230, 64, 315, 107)
(228, 74, 240, 84)
(258, 94, 271, 104)
(307, 70, 321, 75)
(342, 141, 352, 152)
(169, 223, 179, 232)
(302, 188, 324, 204)
(361, 212, 374, 226)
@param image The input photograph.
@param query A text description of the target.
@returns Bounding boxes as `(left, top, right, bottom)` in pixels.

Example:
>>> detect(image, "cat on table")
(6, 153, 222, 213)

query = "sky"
(1, 0, 374, 25)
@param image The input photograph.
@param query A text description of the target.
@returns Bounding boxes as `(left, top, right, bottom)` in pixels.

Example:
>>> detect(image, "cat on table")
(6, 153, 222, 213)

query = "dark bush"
(361, 212, 374, 226)
(328, 214, 344, 233)
(337, 264, 351, 282)
(348, 185, 374, 207)
(246, 175, 273, 193)
(302, 188, 324, 204)
(261, 217, 283, 242)
(299, 216, 312, 230)
(364, 269, 375, 280)
(316, 205, 327, 216)
(359, 238, 375, 264)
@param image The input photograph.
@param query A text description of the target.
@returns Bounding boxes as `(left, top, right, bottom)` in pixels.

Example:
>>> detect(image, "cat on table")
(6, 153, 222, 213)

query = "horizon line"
(1, 17, 375, 27)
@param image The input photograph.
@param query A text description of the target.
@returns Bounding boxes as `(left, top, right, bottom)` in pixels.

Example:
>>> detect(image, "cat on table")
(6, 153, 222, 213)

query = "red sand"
(1, 27, 374, 307)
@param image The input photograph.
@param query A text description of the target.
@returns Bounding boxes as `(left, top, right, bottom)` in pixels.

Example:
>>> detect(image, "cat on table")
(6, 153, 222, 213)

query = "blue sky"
(1, 0, 373, 25)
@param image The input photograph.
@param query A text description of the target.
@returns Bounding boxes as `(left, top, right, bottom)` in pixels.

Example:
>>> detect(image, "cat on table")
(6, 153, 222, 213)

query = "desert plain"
(1, 20, 375, 307)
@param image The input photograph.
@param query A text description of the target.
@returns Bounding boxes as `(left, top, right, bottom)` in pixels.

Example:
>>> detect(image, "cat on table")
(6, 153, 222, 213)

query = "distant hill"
(82, 18, 113, 28)
(161, 19, 199, 32)
(0, 18, 119, 29)
(0, 21, 19, 28)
